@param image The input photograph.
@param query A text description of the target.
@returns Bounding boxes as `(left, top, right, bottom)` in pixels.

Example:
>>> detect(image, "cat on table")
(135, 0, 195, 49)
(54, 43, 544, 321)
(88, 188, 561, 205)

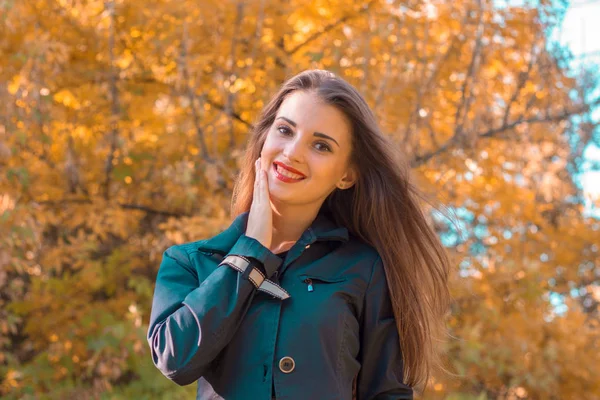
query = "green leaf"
(6, 167, 30, 188)
(306, 51, 324, 61)
(112, 165, 134, 180)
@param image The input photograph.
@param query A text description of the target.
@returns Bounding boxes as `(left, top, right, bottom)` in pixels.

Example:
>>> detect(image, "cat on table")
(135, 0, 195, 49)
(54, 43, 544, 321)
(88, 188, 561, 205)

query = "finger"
(261, 169, 268, 200)
(257, 164, 263, 201)
(253, 160, 260, 202)
(254, 159, 260, 184)
(255, 159, 262, 200)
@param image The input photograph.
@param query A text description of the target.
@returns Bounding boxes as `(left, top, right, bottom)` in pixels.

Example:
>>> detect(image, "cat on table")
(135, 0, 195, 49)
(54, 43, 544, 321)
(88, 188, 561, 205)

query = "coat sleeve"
(356, 256, 414, 400)
(146, 235, 282, 386)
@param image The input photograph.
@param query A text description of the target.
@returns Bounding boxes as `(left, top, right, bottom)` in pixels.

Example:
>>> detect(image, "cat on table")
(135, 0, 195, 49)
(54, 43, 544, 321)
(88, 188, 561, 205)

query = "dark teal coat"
(147, 210, 413, 399)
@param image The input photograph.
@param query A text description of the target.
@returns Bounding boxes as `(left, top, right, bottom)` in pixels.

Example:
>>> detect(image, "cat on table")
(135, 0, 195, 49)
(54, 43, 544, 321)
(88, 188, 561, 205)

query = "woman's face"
(260, 90, 356, 207)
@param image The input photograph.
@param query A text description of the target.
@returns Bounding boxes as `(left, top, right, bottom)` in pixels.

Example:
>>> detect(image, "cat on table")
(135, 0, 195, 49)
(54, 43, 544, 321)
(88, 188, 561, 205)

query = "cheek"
(310, 161, 342, 184)
(262, 132, 280, 152)
(260, 137, 276, 157)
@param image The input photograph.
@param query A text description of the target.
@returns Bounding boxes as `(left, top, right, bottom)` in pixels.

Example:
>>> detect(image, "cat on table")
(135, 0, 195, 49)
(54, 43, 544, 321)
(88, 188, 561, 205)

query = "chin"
(270, 188, 329, 209)
(267, 188, 305, 205)
(269, 190, 298, 204)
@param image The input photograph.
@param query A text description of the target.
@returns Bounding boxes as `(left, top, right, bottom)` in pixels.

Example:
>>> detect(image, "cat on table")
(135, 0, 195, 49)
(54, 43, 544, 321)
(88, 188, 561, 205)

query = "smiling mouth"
(272, 163, 306, 181)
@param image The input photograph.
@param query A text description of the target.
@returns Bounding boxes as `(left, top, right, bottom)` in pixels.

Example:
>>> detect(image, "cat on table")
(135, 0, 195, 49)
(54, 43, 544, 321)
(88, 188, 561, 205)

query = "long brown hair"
(231, 69, 453, 390)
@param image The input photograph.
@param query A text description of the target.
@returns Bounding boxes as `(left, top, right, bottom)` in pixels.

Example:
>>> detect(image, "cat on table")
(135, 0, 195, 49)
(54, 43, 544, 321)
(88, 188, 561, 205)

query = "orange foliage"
(0, 0, 598, 398)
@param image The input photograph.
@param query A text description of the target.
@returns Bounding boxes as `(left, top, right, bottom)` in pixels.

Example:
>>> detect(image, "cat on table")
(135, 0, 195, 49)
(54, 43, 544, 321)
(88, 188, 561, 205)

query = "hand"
(245, 157, 273, 250)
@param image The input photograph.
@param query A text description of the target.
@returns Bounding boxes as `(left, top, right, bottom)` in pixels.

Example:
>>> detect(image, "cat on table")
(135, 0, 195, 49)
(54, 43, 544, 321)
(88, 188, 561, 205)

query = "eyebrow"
(276, 116, 340, 148)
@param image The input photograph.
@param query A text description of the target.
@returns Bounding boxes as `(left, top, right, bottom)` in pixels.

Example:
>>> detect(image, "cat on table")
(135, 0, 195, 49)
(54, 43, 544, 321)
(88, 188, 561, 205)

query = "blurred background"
(1, 0, 599, 399)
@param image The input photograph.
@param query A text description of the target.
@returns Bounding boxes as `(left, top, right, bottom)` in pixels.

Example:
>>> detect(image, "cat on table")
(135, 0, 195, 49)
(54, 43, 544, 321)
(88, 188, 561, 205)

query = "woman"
(147, 69, 452, 399)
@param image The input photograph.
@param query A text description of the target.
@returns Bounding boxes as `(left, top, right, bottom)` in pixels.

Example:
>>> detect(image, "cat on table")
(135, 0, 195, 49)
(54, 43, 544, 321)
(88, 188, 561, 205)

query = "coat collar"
(197, 210, 349, 255)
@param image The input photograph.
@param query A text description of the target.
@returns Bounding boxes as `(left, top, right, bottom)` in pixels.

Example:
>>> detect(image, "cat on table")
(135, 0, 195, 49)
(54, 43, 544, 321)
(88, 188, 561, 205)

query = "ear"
(336, 164, 358, 190)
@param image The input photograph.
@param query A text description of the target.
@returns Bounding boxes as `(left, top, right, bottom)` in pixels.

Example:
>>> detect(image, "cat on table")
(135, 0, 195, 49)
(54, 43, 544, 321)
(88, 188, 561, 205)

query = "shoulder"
(158, 240, 221, 282)
(345, 234, 379, 258)
(346, 234, 381, 262)
(343, 234, 384, 278)
(162, 239, 208, 265)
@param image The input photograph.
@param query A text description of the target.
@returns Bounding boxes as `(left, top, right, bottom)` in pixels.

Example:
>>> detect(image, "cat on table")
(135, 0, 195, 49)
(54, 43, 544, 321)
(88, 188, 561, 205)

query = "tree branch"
(103, 0, 120, 201)
(502, 39, 539, 127)
(453, 0, 485, 139)
(224, 0, 246, 148)
(286, 0, 376, 56)
(411, 98, 600, 167)
(180, 23, 212, 162)
(36, 199, 187, 218)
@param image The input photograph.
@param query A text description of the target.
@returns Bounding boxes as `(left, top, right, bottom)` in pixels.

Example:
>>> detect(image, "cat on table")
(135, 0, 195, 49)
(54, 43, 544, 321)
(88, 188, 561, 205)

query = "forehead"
(276, 91, 352, 144)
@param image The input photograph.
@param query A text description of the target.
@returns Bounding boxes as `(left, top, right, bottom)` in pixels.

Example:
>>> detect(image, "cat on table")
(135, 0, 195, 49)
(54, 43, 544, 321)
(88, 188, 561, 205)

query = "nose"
(282, 136, 305, 163)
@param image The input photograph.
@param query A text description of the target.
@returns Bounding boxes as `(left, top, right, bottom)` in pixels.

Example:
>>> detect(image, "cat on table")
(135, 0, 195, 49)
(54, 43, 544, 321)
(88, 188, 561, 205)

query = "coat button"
(279, 356, 295, 373)
(305, 244, 310, 249)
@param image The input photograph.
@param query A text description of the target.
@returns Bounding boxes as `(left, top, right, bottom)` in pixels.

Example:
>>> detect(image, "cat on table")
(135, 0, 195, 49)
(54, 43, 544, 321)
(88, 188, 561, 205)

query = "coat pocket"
(298, 274, 347, 292)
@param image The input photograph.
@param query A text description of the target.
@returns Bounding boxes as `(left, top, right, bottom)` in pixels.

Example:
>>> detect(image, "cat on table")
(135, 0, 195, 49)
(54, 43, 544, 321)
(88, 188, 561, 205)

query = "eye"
(276, 125, 332, 153)
(277, 126, 293, 136)
(315, 142, 332, 152)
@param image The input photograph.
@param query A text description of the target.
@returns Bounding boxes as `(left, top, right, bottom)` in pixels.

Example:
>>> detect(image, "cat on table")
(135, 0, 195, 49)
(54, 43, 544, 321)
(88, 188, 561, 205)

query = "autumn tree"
(0, 0, 598, 398)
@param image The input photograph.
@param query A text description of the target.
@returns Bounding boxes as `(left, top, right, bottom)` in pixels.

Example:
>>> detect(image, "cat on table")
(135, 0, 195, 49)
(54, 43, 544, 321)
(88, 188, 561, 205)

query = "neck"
(268, 199, 322, 253)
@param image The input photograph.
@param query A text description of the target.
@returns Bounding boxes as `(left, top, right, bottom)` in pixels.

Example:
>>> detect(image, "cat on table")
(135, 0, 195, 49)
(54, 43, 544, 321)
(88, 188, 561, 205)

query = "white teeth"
(276, 165, 304, 180)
